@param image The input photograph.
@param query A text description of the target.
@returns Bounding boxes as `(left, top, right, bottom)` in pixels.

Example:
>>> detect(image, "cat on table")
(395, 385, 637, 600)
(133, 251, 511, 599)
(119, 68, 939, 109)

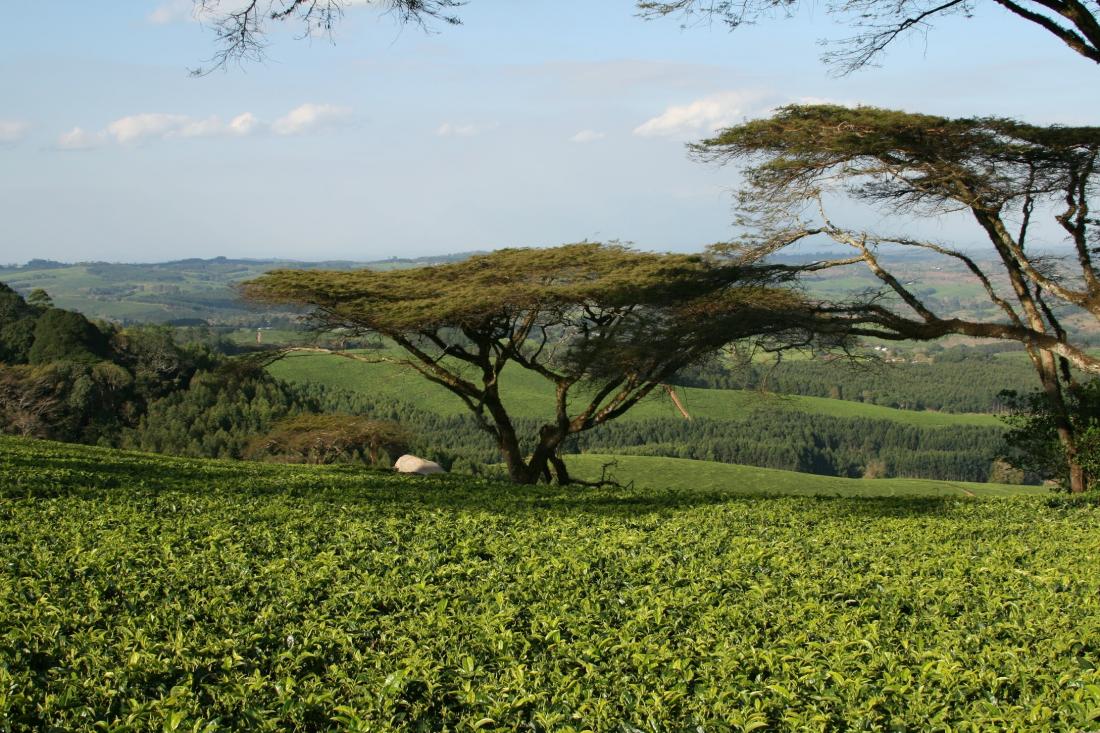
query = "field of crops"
(3, 436, 1100, 731)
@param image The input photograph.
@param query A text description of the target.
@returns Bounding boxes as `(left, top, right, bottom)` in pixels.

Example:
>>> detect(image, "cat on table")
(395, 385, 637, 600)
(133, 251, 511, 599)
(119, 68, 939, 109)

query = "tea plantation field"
(3, 436, 1100, 731)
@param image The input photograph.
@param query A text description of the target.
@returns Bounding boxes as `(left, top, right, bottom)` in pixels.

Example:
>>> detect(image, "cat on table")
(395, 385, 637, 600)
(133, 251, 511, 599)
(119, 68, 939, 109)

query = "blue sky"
(0, 0, 1097, 263)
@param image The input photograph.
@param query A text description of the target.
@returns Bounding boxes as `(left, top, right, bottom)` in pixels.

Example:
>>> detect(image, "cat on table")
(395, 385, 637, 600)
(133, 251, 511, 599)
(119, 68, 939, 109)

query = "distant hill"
(0, 253, 483, 325)
(5, 248, 1096, 342)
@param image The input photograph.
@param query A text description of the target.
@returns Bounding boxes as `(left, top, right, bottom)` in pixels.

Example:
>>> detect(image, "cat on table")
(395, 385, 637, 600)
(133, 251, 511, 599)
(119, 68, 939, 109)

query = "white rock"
(394, 454, 445, 476)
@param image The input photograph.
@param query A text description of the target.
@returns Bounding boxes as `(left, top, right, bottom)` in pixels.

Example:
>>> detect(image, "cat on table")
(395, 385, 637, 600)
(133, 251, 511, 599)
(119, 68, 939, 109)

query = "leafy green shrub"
(245, 414, 410, 466)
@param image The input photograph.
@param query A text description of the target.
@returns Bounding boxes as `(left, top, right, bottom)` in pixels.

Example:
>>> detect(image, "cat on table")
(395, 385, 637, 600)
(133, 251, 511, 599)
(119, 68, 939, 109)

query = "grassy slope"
(268, 351, 1001, 427)
(2, 436, 1098, 732)
(565, 454, 1042, 497)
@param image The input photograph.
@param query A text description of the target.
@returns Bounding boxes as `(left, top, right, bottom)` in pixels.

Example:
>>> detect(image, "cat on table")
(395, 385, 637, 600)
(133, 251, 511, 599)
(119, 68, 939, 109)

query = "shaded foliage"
(245, 414, 410, 466)
(120, 363, 312, 460)
(27, 308, 108, 365)
(1001, 379, 1100, 489)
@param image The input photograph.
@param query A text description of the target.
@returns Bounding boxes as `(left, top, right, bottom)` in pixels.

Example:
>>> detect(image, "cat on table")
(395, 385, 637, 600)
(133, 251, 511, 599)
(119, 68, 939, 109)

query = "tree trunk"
(548, 453, 571, 485)
(1037, 352, 1087, 493)
(525, 427, 566, 485)
(479, 388, 540, 484)
(499, 438, 538, 484)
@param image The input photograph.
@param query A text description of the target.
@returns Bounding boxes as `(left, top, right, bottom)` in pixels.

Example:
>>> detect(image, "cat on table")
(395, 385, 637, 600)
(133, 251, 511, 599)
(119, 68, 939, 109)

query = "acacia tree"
(695, 104, 1100, 490)
(243, 243, 837, 485)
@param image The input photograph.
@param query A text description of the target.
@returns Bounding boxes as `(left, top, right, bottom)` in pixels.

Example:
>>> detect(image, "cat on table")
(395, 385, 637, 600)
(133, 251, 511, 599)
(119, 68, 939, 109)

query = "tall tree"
(243, 243, 838, 484)
(694, 104, 1100, 490)
(27, 309, 108, 365)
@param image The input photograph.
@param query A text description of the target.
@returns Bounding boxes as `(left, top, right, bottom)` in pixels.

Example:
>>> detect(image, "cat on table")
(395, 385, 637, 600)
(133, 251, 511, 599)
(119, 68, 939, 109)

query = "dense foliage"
(1001, 380, 1100, 489)
(0, 282, 416, 464)
(1, 436, 1098, 731)
(568, 416, 1005, 482)
(245, 414, 410, 466)
(118, 363, 313, 459)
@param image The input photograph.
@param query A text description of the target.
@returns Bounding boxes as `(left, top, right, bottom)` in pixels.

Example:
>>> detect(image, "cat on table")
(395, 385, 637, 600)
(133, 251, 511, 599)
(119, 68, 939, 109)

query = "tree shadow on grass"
(333, 483, 966, 520)
(4, 439, 977, 520)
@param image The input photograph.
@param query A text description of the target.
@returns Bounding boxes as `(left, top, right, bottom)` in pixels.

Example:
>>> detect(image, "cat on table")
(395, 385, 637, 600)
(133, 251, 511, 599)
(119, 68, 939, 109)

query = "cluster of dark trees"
(0, 282, 404, 465)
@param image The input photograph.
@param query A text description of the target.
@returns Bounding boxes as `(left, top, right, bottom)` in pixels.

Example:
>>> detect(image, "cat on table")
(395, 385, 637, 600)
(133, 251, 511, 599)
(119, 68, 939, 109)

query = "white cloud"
(633, 90, 778, 139)
(272, 103, 351, 135)
(56, 127, 105, 151)
(436, 121, 498, 138)
(569, 129, 605, 144)
(228, 112, 259, 136)
(634, 92, 866, 140)
(108, 113, 192, 144)
(56, 103, 349, 150)
(0, 120, 30, 144)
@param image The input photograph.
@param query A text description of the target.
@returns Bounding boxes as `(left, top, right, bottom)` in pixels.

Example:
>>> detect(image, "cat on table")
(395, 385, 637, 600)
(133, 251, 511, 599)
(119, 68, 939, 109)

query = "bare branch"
(190, 0, 464, 74)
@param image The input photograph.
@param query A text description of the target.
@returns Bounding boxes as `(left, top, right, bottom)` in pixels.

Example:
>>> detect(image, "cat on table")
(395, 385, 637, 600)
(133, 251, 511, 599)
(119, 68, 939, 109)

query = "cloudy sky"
(0, 0, 1097, 263)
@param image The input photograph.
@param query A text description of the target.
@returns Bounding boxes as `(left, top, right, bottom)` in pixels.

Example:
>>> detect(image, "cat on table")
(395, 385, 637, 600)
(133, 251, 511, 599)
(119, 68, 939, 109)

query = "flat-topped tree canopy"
(694, 105, 1100, 211)
(244, 242, 842, 484)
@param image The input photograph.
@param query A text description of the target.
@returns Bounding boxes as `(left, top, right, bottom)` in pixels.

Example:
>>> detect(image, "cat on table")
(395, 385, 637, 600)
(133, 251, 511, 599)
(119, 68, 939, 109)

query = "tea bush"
(1, 436, 1099, 731)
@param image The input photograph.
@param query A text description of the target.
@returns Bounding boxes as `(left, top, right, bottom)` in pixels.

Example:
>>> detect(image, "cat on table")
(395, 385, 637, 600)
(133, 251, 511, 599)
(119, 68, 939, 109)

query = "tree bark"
(548, 453, 571, 485)
(1035, 350, 1088, 493)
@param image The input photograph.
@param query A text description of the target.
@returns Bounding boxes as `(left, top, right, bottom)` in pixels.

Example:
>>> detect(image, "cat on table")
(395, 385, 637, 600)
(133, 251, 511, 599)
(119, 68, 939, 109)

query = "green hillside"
(268, 351, 1000, 428)
(3, 435, 1098, 731)
(565, 454, 1043, 497)
(0, 255, 479, 324)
